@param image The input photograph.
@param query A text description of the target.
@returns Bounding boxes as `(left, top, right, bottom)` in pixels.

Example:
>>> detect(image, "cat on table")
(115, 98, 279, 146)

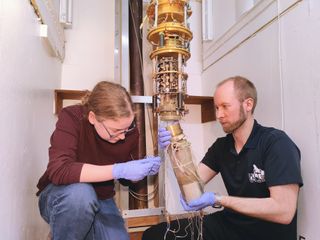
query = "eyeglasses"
(101, 119, 136, 139)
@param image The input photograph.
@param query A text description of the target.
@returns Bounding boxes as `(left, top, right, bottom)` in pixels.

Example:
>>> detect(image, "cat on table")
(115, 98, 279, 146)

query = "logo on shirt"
(248, 164, 265, 183)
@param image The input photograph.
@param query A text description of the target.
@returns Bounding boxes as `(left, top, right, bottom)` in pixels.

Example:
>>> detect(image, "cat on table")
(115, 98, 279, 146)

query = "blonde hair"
(217, 76, 257, 113)
(82, 81, 134, 120)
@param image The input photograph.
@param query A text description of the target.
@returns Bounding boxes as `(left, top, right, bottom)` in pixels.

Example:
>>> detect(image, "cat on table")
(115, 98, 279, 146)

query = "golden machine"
(146, 0, 204, 203)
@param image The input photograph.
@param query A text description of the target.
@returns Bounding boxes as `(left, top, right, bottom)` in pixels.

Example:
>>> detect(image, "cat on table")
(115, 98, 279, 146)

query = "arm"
(198, 162, 218, 184)
(220, 184, 299, 224)
(47, 107, 84, 184)
(80, 157, 161, 183)
(80, 164, 113, 182)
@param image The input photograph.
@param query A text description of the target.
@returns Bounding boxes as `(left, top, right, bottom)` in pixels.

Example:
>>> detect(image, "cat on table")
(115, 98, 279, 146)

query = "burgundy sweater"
(36, 105, 139, 199)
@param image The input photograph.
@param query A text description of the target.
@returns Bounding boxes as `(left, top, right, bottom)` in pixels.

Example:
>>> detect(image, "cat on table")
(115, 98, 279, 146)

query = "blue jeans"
(39, 183, 129, 240)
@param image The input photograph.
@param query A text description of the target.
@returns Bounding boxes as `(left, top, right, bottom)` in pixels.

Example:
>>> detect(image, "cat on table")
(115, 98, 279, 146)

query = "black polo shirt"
(201, 120, 303, 240)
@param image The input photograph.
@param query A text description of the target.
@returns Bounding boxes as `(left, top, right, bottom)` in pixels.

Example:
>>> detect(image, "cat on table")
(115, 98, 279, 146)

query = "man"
(143, 76, 303, 240)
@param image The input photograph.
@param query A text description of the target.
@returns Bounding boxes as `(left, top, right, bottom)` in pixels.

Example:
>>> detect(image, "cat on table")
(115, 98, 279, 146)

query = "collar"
(226, 120, 261, 154)
(244, 120, 261, 149)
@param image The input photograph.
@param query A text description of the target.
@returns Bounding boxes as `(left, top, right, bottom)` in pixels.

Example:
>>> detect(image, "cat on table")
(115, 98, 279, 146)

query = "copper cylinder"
(166, 123, 204, 203)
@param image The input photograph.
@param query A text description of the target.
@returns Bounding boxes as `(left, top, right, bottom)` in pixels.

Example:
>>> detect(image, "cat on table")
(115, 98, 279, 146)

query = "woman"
(37, 81, 161, 240)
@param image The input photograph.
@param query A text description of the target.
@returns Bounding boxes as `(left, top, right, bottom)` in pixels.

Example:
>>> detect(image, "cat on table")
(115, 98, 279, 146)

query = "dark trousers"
(142, 211, 241, 240)
(142, 210, 297, 240)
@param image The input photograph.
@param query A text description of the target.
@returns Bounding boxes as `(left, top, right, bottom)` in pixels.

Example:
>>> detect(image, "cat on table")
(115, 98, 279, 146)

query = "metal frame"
(114, 0, 130, 91)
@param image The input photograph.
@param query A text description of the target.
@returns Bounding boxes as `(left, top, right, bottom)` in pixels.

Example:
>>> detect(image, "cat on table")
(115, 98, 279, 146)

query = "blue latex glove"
(179, 192, 215, 211)
(112, 156, 161, 181)
(158, 127, 172, 149)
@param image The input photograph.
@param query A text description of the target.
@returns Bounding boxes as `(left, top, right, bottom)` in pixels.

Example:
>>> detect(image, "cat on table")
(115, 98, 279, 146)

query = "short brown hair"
(82, 81, 134, 120)
(217, 76, 257, 113)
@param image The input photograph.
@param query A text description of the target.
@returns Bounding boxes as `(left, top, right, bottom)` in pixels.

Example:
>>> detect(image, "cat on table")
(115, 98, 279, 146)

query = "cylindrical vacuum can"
(166, 123, 204, 203)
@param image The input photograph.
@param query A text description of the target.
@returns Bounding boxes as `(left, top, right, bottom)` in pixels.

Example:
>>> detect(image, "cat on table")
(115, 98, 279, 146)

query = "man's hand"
(158, 127, 171, 149)
(180, 192, 216, 211)
(112, 156, 161, 181)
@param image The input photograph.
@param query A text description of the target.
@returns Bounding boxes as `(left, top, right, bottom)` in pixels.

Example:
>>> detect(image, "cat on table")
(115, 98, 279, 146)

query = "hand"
(112, 156, 161, 181)
(158, 127, 171, 149)
(179, 192, 215, 211)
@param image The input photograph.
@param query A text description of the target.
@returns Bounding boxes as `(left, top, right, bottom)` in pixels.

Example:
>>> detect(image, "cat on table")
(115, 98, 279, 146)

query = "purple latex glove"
(180, 192, 215, 211)
(158, 127, 171, 149)
(112, 156, 161, 181)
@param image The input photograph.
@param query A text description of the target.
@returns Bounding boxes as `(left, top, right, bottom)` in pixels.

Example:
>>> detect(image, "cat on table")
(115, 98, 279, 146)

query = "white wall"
(280, 1, 320, 238)
(183, 0, 206, 160)
(61, 0, 115, 90)
(202, 0, 320, 238)
(0, 0, 62, 239)
(211, 0, 236, 40)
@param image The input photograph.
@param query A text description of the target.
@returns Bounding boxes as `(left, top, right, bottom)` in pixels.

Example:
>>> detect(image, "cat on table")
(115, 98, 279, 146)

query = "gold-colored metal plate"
(150, 47, 190, 60)
(147, 23, 193, 44)
(147, 0, 192, 23)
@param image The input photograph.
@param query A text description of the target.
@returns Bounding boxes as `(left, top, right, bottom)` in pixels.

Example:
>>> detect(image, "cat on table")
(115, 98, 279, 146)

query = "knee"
(58, 183, 99, 214)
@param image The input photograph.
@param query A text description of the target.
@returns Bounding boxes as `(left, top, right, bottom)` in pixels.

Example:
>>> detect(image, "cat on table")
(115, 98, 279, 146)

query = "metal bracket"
(122, 207, 165, 218)
(131, 95, 153, 104)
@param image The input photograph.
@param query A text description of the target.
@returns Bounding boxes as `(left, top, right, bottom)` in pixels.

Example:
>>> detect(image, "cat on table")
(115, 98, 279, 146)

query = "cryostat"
(146, 0, 204, 203)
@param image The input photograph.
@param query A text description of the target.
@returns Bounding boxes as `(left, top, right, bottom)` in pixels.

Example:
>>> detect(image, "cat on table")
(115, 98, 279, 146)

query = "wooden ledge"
(54, 89, 87, 115)
(126, 215, 164, 228)
(54, 89, 215, 122)
(185, 95, 216, 123)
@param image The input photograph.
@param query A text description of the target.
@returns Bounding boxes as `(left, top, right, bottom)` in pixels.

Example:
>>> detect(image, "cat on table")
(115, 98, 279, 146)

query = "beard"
(221, 106, 247, 134)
